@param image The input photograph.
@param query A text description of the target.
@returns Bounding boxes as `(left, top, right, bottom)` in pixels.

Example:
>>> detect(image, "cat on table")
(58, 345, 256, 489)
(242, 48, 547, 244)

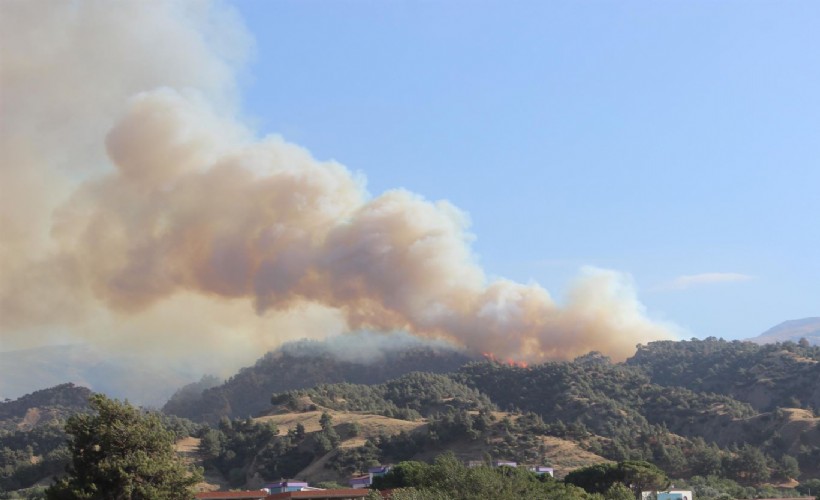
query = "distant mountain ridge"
(0, 344, 201, 407)
(747, 317, 820, 346)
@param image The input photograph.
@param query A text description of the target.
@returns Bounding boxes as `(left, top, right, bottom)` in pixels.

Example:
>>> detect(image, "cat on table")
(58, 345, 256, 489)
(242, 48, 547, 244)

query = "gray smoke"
(0, 1, 677, 382)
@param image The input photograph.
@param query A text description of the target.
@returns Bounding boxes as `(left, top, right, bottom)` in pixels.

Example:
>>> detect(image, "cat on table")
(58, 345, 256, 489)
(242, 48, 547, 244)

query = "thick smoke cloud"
(0, 1, 675, 375)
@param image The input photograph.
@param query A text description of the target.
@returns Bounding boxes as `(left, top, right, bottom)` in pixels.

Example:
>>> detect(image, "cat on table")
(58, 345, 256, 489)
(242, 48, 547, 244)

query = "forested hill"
(5, 338, 820, 497)
(0, 384, 200, 493)
(169, 337, 820, 486)
(209, 344, 817, 495)
(454, 353, 819, 479)
(457, 357, 755, 446)
(0, 383, 91, 427)
(163, 340, 474, 423)
(626, 338, 820, 411)
(0, 384, 93, 492)
(164, 337, 820, 424)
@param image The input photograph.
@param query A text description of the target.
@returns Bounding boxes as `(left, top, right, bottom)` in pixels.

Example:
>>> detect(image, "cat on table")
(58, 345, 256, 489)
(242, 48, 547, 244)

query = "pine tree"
(47, 394, 201, 499)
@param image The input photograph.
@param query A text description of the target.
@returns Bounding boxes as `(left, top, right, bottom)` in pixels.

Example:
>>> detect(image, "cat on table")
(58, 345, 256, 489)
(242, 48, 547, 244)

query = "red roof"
(194, 491, 269, 500)
(265, 489, 371, 499)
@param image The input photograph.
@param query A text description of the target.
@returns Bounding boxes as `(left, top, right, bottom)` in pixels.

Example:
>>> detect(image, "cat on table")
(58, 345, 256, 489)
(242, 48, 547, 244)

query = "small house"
(194, 491, 269, 500)
(492, 460, 517, 467)
(264, 481, 310, 493)
(368, 465, 391, 477)
(348, 475, 371, 489)
(642, 490, 693, 500)
(527, 466, 554, 477)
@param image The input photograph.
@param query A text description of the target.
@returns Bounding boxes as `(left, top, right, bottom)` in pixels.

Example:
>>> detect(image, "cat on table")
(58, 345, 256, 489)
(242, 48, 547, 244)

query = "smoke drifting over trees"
(0, 1, 675, 375)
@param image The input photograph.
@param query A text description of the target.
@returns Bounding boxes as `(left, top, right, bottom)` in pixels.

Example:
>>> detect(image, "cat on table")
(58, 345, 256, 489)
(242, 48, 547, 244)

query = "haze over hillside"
(163, 332, 474, 423)
(4, 317, 817, 408)
(3, 336, 820, 496)
(0, 344, 202, 407)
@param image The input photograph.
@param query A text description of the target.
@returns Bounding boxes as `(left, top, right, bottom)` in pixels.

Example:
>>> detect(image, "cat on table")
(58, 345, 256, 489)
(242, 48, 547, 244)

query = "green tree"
(316, 412, 340, 450)
(564, 463, 620, 494)
(320, 411, 333, 431)
(294, 422, 306, 440)
(606, 482, 636, 500)
(374, 487, 454, 500)
(729, 445, 770, 484)
(565, 461, 667, 499)
(777, 454, 799, 480)
(690, 443, 723, 476)
(374, 455, 590, 499)
(198, 428, 224, 461)
(619, 460, 669, 497)
(46, 394, 200, 499)
(372, 461, 432, 490)
(796, 478, 820, 497)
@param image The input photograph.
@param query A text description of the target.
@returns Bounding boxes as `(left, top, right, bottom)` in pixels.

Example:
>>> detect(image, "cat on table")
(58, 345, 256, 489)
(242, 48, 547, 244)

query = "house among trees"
(196, 479, 374, 500)
(492, 460, 517, 467)
(194, 488, 371, 500)
(348, 464, 392, 488)
(264, 490, 371, 499)
(466, 459, 552, 476)
(347, 475, 371, 489)
(642, 490, 694, 500)
(264, 480, 311, 493)
(368, 465, 391, 477)
(528, 465, 555, 477)
(194, 492, 270, 500)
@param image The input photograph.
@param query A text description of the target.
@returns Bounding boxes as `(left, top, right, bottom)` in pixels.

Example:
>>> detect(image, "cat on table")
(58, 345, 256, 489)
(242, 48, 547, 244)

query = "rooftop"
(265, 489, 371, 499)
(194, 491, 269, 500)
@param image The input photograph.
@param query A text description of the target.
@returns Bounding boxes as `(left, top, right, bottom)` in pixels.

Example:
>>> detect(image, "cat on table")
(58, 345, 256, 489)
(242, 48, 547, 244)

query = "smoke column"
(0, 1, 676, 377)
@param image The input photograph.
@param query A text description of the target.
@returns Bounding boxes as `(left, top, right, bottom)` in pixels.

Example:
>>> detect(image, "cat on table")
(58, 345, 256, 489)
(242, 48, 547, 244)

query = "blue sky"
(2, 0, 819, 401)
(228, 0, 819, 340)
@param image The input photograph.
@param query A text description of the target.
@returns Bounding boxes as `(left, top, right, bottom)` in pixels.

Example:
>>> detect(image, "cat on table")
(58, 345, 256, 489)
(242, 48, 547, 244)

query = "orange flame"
(483, 352, 528, 368)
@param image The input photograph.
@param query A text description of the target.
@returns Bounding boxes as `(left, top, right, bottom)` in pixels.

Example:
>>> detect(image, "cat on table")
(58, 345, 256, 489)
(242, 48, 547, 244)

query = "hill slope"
(187, 349, 820, 491)
(6, 336, 820, 495)
(626, 337, 820, 411)
(748, 317, 820, 346)
(190, 400, 608, 490)
(163, 339, 474, 423)
(0, 384, 93, 491)
(0, 383, 91, 428)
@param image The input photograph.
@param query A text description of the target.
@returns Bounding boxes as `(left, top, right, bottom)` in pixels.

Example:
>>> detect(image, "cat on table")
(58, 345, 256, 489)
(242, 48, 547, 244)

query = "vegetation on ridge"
(3, 337, 820, 498)
(163, 343, 473, 423)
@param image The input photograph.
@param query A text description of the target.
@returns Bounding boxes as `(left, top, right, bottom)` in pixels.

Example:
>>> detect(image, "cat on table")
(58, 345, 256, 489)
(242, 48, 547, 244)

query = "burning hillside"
(0, 1, 676, 384)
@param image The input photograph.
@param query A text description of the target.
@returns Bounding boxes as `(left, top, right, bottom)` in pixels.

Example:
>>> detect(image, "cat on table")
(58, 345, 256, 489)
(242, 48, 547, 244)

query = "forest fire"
(0, 0, 677, 378)
(482, 352, 528, 368)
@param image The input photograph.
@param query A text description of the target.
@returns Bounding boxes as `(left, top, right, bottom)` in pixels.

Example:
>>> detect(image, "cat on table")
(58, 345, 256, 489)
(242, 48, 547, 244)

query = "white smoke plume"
(0, 1, 676, 382)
